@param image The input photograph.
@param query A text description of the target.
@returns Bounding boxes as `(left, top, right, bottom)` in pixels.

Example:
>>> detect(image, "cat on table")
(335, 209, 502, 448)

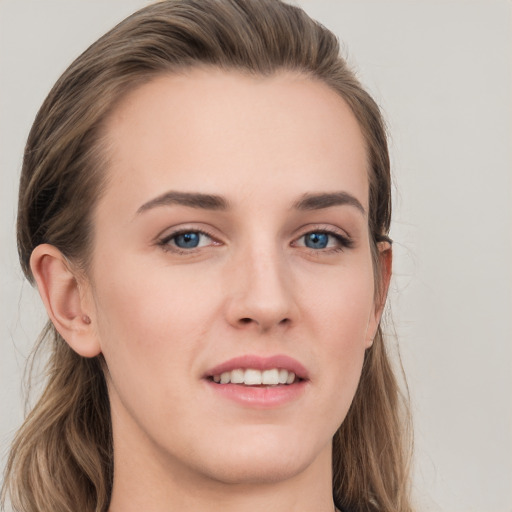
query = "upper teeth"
(212, 368, 296, 386)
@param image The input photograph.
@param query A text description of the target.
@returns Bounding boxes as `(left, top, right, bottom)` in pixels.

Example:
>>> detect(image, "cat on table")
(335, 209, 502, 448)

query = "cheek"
(299, 258, 375, 343)
(90, 257, 214, 382)
(88, 257, 223, 438)
(298, 259, 375, 404)
(94, 254, 209, 334)
(90, 257, 242, 423)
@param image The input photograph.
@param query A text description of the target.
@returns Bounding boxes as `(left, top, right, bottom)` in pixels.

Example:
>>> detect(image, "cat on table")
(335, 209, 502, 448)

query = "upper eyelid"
(292, 223, 352, 240)
(156, 223, 354, 245)
(158, 224, 219, 242)
(159, 225, 349, 237)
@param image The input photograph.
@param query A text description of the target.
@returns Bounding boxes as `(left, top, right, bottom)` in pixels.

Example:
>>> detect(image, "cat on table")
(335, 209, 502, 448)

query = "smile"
(211, 368, 297, 386)
(204, 355, 308, 408)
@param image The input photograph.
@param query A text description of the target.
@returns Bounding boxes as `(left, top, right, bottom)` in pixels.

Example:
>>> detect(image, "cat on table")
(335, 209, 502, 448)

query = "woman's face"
(85, 69, 387, 487)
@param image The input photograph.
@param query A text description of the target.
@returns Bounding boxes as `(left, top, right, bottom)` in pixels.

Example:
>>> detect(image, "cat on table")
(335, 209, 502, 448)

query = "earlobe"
(30, 244, 101, 358)
(365, 241, 393, 348)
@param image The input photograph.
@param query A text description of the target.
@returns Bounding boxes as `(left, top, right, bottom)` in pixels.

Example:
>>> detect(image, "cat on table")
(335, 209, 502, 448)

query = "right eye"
(159, 230, 216, 252)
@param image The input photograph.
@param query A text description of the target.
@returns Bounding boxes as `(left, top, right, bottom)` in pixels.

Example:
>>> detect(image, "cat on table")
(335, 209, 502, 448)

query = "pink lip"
(204, 354, 309, 380)
(203, 354, 309, 409)
(205, 379, 307, 408)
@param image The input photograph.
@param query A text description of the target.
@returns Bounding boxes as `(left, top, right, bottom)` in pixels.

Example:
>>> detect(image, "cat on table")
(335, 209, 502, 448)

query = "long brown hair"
(3, 1, 412, 511)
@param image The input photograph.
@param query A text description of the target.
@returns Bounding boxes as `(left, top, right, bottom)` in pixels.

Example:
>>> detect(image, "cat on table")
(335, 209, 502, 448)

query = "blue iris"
(304, 232, 329, 249)
(174, 232, 201, 248)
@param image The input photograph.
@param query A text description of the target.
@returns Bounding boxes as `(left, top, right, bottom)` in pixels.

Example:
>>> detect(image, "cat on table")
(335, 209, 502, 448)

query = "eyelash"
(157, 226, 354, 255)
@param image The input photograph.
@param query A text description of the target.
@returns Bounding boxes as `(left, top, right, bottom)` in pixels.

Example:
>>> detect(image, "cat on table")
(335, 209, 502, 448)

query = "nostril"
(238, 317, 290, 327)
(234, 316, 292, 329)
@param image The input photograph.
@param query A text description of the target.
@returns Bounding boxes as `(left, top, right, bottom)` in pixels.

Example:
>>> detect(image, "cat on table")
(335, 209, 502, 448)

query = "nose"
(224, 243, 298, 332)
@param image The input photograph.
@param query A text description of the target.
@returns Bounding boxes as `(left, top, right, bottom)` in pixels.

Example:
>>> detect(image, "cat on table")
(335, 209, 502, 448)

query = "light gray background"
(1, 1, 511, 511)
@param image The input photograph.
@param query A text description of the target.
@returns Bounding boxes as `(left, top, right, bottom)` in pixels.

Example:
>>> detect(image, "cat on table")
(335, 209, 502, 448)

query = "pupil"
(305, 233, 328, 249)
(175, 232, 200, 248)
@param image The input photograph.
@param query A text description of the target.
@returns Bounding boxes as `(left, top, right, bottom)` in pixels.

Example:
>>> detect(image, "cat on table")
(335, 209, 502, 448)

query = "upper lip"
(205, 354, 309, 380)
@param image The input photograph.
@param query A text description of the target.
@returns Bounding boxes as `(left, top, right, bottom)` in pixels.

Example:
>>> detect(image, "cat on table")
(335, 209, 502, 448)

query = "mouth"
(203, 354, 308, 407)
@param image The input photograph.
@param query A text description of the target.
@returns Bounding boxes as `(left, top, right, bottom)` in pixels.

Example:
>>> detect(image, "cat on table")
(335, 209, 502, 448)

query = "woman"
(2, 1, 412, 511)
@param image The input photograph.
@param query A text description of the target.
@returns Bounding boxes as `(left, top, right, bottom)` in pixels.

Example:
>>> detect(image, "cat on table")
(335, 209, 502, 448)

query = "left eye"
(296, 231, 347, 250)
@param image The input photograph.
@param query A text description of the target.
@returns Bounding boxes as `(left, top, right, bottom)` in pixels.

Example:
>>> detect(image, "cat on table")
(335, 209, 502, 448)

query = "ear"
(30, 244, 101, 358)
(365, 241, 392, 348)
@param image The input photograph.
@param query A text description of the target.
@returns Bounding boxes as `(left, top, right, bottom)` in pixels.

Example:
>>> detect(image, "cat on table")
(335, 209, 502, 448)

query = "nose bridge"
(226, 229, 296, 330)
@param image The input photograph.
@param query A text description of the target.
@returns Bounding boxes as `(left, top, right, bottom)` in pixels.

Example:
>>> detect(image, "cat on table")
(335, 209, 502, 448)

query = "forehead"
(100, 68, 368, 213)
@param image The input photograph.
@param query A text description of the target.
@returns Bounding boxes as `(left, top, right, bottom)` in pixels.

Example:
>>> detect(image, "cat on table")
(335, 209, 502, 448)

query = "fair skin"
(31, 69, 391, 512)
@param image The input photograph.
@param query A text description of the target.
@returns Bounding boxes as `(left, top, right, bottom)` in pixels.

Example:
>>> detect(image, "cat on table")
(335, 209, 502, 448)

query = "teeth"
(278, 369, 288, 384)
(231, 368, 244, 384)
(286, 371, 295, 384)
(262, 369, 279, 385)
(244, 369, 262, 385)
(211, 368, 298, 386)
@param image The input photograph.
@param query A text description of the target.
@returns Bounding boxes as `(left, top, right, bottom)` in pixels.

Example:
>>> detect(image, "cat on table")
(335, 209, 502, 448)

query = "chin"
(201, 454, 315, 486)
(186, 429, 332, 487)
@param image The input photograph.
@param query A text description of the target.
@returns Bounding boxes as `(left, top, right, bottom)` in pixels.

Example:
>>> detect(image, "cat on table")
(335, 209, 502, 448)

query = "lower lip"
(205, 379, 308, 408)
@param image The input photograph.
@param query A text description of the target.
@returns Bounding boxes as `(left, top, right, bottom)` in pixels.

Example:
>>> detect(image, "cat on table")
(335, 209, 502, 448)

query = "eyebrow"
(293, 192, 366, 215)
(137, 191, 229, 214)
(136, 190, 365, 216)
